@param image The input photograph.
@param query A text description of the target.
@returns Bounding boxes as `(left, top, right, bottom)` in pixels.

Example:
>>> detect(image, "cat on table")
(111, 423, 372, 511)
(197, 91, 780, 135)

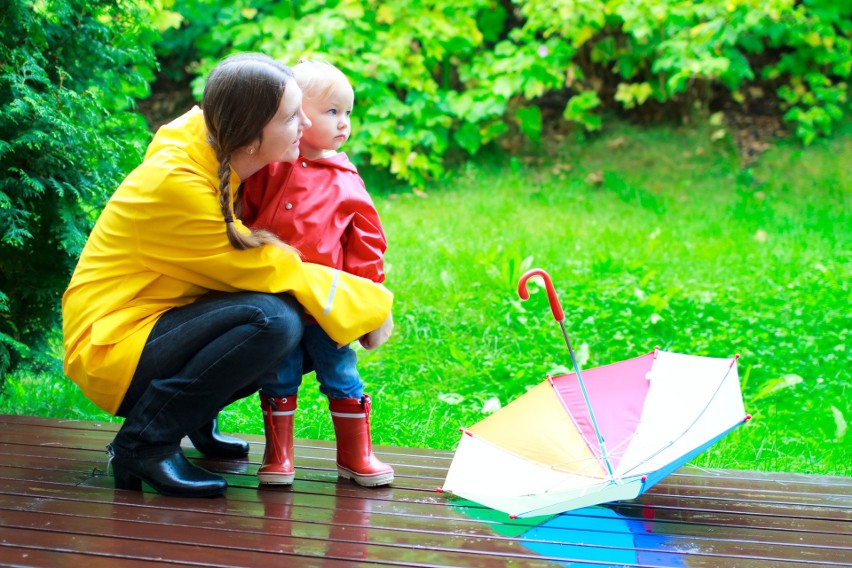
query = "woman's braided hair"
(202, 53, 292, 250)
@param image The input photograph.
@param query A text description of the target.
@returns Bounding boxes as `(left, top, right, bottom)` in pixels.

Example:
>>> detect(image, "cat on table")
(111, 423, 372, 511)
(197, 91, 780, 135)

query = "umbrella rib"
(557, 321, 616, 480)
(549, 383, 625, 479)
(618, 356, 739, 478)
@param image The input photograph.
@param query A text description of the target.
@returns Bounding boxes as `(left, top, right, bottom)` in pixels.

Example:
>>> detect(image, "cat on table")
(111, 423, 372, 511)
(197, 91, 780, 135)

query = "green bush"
(157, 0, 849, 186)
(0, 0, 157, 382)
(158, 0, 493, 186)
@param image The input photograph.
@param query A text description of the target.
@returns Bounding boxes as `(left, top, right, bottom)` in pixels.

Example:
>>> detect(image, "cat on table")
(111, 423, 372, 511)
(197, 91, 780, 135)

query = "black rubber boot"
(187, 417, 250, 459)
(108, 444, 227, 497)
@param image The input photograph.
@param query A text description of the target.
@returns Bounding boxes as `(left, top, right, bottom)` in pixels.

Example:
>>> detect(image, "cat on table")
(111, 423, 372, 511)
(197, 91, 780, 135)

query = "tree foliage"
(0, 0, 157, 381)
(156, 0, 849, 187)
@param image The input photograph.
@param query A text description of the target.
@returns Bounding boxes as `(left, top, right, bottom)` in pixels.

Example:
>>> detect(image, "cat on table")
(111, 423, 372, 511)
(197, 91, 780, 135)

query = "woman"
(61, 53, 393, 498)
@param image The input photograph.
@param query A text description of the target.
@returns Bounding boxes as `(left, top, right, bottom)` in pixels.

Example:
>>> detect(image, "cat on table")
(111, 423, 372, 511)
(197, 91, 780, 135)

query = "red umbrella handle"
(518, 268, 565, 322)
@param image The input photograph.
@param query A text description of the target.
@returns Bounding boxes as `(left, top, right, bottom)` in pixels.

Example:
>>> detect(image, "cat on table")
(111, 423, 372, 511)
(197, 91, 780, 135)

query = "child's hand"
(359, 312, 393, 350)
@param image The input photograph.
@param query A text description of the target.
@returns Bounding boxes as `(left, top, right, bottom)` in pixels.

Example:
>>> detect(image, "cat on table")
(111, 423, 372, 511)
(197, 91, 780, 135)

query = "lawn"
(3, 118, 849, 476)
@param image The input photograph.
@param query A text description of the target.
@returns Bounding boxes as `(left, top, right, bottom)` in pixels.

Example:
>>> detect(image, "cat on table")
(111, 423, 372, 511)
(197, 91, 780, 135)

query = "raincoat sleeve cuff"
(295, 263, 393, 345)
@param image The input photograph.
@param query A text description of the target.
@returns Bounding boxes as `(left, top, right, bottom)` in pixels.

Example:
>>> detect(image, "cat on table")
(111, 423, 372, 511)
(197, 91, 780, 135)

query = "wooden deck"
(0, 414, 849, 567)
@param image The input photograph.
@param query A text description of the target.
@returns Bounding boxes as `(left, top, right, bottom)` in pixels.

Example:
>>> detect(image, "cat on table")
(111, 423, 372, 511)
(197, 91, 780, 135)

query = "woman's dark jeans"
(112, 292, 304, 459)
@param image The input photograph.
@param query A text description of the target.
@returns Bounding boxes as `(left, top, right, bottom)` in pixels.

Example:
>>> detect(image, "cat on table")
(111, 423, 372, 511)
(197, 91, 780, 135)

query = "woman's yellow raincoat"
(62, 107, 393, 415)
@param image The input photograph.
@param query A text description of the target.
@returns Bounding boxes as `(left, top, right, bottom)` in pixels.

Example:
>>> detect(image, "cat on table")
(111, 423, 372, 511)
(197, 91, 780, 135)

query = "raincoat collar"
(296, 152, 358, 175)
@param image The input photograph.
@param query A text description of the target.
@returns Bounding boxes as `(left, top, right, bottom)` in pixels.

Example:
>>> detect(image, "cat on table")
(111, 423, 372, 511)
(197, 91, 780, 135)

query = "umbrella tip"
(509, 514, 517, 520)
(436, 487, 444, 493)
(744, 414, 752, 422)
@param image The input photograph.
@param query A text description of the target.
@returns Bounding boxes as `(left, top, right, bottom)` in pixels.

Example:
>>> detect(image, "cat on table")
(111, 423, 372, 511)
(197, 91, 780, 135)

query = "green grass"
(2, 119, 849, 476)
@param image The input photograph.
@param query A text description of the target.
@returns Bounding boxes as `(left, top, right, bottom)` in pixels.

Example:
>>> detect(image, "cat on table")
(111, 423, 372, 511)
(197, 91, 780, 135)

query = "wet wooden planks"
(0, 414, 849, 567)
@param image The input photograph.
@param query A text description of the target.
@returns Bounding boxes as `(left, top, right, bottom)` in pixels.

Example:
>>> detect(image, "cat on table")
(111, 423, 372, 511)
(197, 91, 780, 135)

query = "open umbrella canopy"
(440, 269, 750, 518)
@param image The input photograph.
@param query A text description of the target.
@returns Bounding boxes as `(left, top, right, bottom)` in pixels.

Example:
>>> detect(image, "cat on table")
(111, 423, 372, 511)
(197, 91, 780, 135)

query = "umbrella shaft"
(558, 321, 615, 478)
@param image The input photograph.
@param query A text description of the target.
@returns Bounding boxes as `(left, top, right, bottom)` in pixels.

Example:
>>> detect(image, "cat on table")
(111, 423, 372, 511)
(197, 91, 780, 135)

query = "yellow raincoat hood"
(62, 107, 392, 415)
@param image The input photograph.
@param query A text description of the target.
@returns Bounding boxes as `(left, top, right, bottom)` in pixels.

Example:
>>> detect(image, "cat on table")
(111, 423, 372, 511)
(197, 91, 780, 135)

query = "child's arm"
(343, 188, 391, 349)
(342, 204, 387, 283)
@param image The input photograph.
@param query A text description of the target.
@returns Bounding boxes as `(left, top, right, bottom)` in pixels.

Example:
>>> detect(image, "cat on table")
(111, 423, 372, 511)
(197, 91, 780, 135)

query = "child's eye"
(328, 109, 337, 116)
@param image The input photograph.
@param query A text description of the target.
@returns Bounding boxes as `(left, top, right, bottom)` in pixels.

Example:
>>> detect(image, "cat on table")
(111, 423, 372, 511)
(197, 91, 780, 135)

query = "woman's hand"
(358, 312, 394, 350)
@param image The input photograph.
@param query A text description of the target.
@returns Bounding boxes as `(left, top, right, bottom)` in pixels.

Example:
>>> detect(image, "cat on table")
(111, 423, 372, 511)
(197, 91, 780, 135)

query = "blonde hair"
(292, 58, 353, 102)
(202, 53, 294, 250)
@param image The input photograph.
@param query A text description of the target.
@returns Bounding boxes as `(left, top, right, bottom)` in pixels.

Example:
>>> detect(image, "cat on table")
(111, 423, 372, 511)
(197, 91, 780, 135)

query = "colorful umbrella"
(440, 268, 750, 518)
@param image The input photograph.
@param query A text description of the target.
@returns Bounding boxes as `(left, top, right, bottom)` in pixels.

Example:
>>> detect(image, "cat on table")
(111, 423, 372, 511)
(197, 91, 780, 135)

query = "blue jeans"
(113, 292, 304, 458)
(260, 322, 363, 400)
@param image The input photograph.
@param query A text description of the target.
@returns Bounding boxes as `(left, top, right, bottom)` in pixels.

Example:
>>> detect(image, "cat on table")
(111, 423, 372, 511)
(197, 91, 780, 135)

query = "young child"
(241, 59, 394, 487)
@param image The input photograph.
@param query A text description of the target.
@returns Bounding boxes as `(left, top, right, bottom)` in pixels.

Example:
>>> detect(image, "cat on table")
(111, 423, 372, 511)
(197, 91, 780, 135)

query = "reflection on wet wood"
(1, 414, 849, 567)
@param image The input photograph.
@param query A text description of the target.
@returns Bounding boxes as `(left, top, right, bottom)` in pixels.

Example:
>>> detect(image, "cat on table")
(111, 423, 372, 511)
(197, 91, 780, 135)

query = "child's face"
(299, 80, 354, 159)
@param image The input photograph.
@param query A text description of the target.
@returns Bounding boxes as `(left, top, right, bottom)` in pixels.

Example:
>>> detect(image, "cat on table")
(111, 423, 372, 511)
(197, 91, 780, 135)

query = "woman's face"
(256, 80, 311, 165)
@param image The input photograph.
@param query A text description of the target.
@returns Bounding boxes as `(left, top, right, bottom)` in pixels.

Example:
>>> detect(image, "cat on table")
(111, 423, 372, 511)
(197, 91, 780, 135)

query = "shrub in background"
(0, 0, 157, 383)
(155, 0, 493, 186)
(157, 0, 849, 186)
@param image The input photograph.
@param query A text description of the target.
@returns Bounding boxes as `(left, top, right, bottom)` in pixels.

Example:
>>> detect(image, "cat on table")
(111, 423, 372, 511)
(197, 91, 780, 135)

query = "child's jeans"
(260, 322, 363, 400)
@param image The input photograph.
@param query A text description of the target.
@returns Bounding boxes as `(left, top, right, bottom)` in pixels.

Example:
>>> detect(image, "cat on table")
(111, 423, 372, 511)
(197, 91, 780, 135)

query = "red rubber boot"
(258, 394, 297, 485)
(328, 394, 394, 487)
